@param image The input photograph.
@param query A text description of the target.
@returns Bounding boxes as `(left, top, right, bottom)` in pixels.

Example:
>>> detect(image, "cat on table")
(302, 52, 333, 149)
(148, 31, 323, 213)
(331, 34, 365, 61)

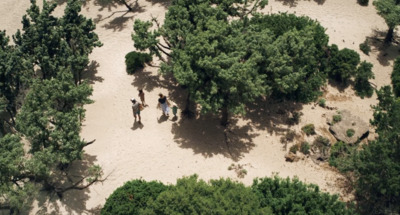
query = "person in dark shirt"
(157, 93, 170, 116)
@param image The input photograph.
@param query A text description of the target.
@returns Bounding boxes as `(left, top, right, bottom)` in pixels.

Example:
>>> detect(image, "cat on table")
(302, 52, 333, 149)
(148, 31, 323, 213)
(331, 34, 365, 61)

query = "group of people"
(131, 89, 178, 124)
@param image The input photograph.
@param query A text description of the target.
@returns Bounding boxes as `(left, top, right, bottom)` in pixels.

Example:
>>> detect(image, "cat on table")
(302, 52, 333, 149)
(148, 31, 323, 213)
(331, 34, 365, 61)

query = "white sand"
(0, 0, 397, 213)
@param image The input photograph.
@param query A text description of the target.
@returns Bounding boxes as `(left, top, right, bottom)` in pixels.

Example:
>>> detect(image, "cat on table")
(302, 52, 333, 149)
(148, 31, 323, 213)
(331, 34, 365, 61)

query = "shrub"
(357, 0, 369, 6)
(125, 51, 152, 74)
(391, 56, 400, 97)
(252, 176, 355, 214)
(327, 45, 360, 84)
(289, 144, 299, 153)
(318, 98, 326, 107)
(302, 124, 316, 136)
(346, 129, 355, 137)
(329, 141, 352, 168)
(355, 61, 375, 98)
(359, 39, 371, 55)
(285, 130, 296, 142)
(287, 111, 302, 125)
(101, 179, 167, 215)
(332, 114, 342, 124)
(313, 135, 330, 147)
(300, 142, 310, 154)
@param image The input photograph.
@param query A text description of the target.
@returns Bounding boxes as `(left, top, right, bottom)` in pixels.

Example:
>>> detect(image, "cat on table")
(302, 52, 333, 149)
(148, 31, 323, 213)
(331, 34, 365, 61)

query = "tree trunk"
(221, 106, 229, 126)
(182, 92, 194, 118)
(120, 0, 133, 11)
(384, 27, 394, 44)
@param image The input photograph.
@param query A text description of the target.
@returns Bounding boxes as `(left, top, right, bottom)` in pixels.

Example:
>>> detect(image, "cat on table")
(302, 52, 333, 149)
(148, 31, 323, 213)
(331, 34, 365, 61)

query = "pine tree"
(373, 0, 400, 43)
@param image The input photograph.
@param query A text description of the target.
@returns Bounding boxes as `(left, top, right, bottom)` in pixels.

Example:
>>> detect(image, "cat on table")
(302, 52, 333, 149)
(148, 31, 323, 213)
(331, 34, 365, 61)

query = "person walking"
(157, 93, 170, 116)
(131, 98, 141, 123)
(138, 89, 147, 107)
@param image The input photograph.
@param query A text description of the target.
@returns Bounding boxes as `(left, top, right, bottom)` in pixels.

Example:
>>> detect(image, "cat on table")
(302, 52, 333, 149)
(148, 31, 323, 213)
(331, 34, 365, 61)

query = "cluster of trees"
(132, 0, 374, 125)
(0, 0, 102, 213)
(328, 60, 400, 214)
(101, 175, 355, 214)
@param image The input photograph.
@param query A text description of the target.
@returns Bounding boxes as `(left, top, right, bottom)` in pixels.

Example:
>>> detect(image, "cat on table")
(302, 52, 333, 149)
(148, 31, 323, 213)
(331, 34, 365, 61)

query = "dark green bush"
(252, 176, 355, 214)
(287, 111, 302, 125)
(101, 179, 167, 215)
(102, 175, 355, 214)
(391, 56, 400, 97)
(300, 141, 310, 154)
(359, 39, 371, 55)
(357, 0, 369, 6)
(355, 61, 374, 98)
(329, 141, 350, 167)
(313, 135, 330, 147)
(346, 129, 355, 137)
(289, 144, 299, 153)
(318, 98, 326, 107)
(327, 44, 360, 84)
(332, 114, 342, 123)
(302, 124, 316, 136)
(125, 51, 152, 74)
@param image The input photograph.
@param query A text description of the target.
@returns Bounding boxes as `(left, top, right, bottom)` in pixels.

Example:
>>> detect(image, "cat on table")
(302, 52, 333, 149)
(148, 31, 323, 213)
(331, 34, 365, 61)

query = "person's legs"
(137, 110, 141, 123)
(134, 113, 137, 121)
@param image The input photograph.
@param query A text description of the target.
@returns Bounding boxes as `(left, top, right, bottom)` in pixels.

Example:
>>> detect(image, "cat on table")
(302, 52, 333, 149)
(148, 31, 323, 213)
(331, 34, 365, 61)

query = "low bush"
(327, 45, 360, 84)
(302, 124, 316, 136)
(355, 61, 374, 98)
(287, 111, 302, 125)
(357, 0, 369, 6)
(346, 129, 355, 137)
(359, 39, 371, 54)
(313, 135, 330, 147)
(125, 51, 152, 74)
(329, 141, 352, 168)
(300, 142, 310, 154)
(285, 130, 296, 142)
(290, 144, 299, 153)
(101, 179, 167, 215)
(332, 114, 342, 124)
(318, 98, 326, 107)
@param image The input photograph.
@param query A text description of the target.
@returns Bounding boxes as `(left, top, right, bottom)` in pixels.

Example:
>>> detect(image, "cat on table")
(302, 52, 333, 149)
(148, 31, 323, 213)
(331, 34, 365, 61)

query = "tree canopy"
(0, 0, 102, 212)
(101, 175, 355, 214)
(132, 0, 336, 125)
(373, 0, 400, 42)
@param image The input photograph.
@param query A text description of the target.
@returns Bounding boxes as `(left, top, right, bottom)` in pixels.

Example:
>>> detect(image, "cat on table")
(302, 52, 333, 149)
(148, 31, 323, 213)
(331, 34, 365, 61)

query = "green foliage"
(301, 123, 315, 135)
(318, 98, 326, 107)
(252, 176, 355, 214)
(142, 175, 267, 214)
(328, 141, 353, 169)
(327, 45, 360, 83)
(313, 135, 330, 147)
(103, 175, 354, 214)
(300, 141, 310, 155)
(359, 39, 371, 55)
(358, 0, 369, 6)
(391, 56, 400, 97)
(101, 179, 168, 215)
(332, 114, 342, 123)
(125, 51, 152, 74)
(373, 0, 400, 42)
(287, 111, 302, 125)
(289, 144, 299, 153)
(355, 61, 375, 98)
(346, 129, 355, 137)
(16, 70, 92, 166)
(132, 2, 332, 124)
(285, 129, 296, 142)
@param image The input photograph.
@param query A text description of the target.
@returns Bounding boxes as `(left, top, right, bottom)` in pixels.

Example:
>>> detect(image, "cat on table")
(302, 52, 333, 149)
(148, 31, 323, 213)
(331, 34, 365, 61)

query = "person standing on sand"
(138, 89, 147, 107)
(131, 98, 141, 123)
(157, 93, 170, 116)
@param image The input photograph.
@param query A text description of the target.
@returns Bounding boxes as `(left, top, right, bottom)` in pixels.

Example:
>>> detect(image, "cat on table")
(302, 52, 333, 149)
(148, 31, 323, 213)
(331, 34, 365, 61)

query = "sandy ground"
(0, 0, 398, 214)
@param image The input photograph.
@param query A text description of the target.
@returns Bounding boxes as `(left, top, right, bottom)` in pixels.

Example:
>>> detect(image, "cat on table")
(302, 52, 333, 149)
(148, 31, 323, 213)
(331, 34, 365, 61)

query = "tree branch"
(84, 139, 96, 147)
(156, 44, 172, 58)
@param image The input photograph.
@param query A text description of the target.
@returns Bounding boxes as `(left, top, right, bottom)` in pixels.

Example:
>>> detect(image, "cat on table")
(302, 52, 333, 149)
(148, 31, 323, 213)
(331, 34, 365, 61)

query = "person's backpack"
(139, 103, 144, 111)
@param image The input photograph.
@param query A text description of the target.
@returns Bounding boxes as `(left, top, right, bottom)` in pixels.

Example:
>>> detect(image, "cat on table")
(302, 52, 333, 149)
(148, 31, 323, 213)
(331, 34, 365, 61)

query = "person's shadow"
(131, 121, 144, 130)
(157, 115, 169, 123)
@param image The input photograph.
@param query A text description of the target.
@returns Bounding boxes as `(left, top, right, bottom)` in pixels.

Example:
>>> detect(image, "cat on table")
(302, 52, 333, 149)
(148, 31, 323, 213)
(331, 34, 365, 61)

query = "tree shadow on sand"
(145, 0, 171, 8)
(171, 115, 258, 162)
(243, 98, 304, 136)
(33, 154, 103, 215)
(82, 60, 104, 84)
(275, 0, 326, 7)
(368, 29, 400, 67)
